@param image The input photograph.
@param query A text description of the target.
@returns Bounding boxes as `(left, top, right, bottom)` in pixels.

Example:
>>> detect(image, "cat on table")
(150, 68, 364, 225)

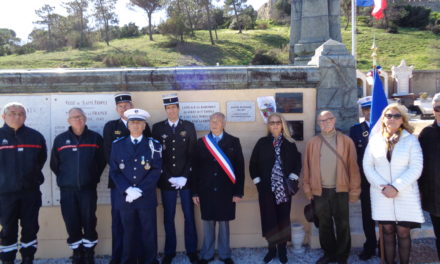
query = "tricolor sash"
(202, 134, 236, 184)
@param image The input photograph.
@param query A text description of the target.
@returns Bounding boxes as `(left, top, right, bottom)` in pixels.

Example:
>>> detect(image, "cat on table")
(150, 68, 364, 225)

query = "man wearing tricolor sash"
(191, 112, 244, 264)
(0, 102, 47, 264)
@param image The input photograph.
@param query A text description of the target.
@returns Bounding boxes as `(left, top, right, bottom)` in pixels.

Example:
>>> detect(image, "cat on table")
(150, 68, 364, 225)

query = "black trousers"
(60, 189, 98, 251)
(431, 214, 440, 260)
(360, 185, 377, 253)
(0, 190, 41, 261)
(258, 192, 291, 244)
(314, 188, 351, 262)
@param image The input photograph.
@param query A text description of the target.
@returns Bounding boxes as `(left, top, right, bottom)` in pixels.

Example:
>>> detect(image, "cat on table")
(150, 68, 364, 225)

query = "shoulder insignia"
(148, 137, 160, 144)
(113, 136, 126, 143)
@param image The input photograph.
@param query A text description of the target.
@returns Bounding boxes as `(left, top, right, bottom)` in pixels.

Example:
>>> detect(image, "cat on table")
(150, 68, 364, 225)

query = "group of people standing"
(0, 91, 439, 264)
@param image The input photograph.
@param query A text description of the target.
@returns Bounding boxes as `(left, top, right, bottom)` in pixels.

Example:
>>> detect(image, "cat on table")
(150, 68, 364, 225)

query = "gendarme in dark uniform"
(349, 96, 376, 260)
(109, 108, 162, 264)
(102, 93, 151, 264)
(0, 102, 47, 264)
(151, 94, 198, 264)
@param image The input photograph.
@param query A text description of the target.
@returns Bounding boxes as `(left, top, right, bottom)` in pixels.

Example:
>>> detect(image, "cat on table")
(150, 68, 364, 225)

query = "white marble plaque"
(179, 102, 220, 131)
(51, 94, 119, 205)
(226, 101, 255, 122)
(0, 96, 53, 206)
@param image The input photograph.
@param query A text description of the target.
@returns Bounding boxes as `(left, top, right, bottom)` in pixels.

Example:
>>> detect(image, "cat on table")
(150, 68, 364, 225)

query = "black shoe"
(161, 255, 174, 264)
(219, 258, 234, 264)
(277, 243, 287, 264)
(198, 257, 214, 264)
(2, 261, 14, 264)
(358, 250, 375, 260)
(21, 257, 33, 264)
(316, 255, 332, 264)
(337, 261, 347, 264)
(263, 247, 276, 263)
(187, 252, 199, 264)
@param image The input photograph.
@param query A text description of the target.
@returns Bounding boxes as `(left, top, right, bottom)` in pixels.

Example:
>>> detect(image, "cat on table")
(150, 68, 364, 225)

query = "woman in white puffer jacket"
(363, 103, 424, 264)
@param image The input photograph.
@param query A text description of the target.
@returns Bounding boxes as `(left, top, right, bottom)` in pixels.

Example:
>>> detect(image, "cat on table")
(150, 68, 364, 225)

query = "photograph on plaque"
(287, 120, 304, 141)
(275, 93, 303, 113)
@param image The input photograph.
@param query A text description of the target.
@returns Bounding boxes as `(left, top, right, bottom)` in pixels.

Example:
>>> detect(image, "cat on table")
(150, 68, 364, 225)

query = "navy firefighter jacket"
(50, 126, 106, 190)
(0, 124, 47, 194)
(109, 136, 162, 210)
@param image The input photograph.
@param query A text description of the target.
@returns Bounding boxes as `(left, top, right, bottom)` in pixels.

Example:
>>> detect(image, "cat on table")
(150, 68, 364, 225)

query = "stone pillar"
(308, 39, 358, 134)
(391, 59, 414, 95)
(289, 0, 342, 66)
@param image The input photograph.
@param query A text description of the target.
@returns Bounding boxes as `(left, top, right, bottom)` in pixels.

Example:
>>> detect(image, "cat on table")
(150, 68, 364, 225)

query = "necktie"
(171, 124, 176, 134)
(134, 139, 138, 144)
(214, 136, 219, 143)
(133, 139, 139, 150)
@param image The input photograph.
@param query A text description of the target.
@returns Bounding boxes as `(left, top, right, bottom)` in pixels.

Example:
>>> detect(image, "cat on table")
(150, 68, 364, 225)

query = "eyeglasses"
(384, 113, 402, 120)
(268, 121, 282, 126)
(434, 106, 440, 113)
(318, 117, 335, 123)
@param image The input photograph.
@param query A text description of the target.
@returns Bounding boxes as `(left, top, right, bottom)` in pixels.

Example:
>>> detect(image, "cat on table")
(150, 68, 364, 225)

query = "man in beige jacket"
(302, 111, 361, 264)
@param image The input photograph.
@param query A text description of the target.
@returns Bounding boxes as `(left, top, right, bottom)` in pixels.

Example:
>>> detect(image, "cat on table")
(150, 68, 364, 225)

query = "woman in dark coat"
(249, 113, 302, 264)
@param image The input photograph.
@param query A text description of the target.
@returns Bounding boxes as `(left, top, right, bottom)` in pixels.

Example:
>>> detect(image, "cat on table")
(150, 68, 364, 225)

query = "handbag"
(304, 200, 319, 228)
(284, 177, 299, 196)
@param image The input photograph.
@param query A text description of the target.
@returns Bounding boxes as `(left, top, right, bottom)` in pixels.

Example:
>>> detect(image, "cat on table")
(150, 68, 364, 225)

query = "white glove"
(288, 173, 299, 180)
(125, 187, 143, 203)
(168, 177, 187, 190)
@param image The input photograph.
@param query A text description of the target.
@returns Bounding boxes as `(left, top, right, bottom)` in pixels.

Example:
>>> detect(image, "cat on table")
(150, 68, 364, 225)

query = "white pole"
(351, 0, 357, 62)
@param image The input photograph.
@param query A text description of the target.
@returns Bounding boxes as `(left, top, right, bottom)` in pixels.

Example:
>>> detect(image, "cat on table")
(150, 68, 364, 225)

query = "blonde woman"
(363, 103, 424, 264)
(249, 113, 302, 264)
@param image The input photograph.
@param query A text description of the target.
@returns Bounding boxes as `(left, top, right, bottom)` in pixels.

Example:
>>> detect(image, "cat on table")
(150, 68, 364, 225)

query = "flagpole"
(351, 0, 357, 63)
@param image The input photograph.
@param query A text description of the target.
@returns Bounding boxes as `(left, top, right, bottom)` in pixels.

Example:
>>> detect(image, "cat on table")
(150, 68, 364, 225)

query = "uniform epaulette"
(148, 137, 160, 144)
(113, 136, 126, 144)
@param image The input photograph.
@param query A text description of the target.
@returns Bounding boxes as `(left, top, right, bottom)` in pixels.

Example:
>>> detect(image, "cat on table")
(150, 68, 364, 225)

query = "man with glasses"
(418, 93, 440, 260)
(349, 96, 377, 260)
(302, 111, 360, 264)
(50, 108, 106, 264)
(0, 102, 47, 264)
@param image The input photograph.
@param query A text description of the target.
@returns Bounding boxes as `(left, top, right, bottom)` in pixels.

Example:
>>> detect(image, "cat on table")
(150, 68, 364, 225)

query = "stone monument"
(290, 0, 342, 65)
(392, 59, 414, 95)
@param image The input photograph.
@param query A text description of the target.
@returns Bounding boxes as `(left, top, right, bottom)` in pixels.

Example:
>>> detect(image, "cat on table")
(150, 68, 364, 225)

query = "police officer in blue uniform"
(109, 108, 162, 264)
(50, 108, 106, 264)
(349, 96, 376, 260)
(152, 94, 198, 264)
(0, 102, 47, 264)
(103, 93, 152, 264)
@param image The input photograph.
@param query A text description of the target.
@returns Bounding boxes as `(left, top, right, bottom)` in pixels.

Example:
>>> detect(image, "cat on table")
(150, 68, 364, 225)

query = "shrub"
(432, 25, 440, 35)
(256, 20, 269, 30)
(398, 5, 431, 29)
(387, 25, 399, 34)
(250, 50, 281, 65)
(119, 23, 140, 38)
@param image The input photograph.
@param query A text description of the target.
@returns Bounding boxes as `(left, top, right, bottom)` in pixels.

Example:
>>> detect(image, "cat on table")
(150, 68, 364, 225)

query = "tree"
(64, 0, 90, 48)
(224, 0, 247, 33)
(130, 0, 162, 41)
(0, 28, 19, 56)
(92, 0, 118, 46)
(34, 5, 57, 51)
(201, 0, 215, 44)
(340, 0, 351, 30)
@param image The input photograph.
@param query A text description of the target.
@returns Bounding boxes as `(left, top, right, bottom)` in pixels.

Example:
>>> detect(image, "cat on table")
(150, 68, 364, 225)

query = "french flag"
(356, 0, 387, 20)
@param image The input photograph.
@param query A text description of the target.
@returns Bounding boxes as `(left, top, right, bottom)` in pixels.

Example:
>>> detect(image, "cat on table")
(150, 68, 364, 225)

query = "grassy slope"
(0, 22, 438, 70)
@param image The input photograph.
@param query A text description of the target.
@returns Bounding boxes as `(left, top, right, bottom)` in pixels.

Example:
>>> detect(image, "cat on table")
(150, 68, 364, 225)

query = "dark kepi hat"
(114, 93, 132, 104)
(162, 93, 179, 106)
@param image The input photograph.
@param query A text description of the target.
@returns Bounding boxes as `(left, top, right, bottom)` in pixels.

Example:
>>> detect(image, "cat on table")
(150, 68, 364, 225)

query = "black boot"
(277, 243, 287, 264)
(83, 247, 95, 264)
(2, 261, 15, 264)
(21, 256, 33, 264)
(72, 248, 84, 264)
(263, 243, 276, 263)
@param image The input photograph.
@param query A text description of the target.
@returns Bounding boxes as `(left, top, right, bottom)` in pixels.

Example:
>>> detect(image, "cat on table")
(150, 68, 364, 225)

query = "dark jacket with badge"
(103, 118, 151, 188)
(418, 121, 440, 216)
(50, 126, 106, 190)
(109, 136, 162, 210)
(152, 119, 197, 190)
(0, 124, 47, 194)
(249, 136, 302, 195)
(191, 132, 244, 221)
(349, 121, 370, 190)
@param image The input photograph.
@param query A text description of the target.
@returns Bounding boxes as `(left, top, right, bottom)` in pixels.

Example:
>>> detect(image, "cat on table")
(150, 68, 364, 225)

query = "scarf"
(271, 134, 288, 205)
(383, 128, 402, 162)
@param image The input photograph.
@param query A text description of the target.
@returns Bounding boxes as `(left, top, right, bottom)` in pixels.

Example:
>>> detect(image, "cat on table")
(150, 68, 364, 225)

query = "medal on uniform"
(144, 161, 151, 170)
(115, 130, 121, 135)
(180, 131, 187, 137)
(1, 139, 8, 145)
(162, 134, 168, 139)
(362, 131, 369, 137)
(119, 160, 125, 170)
(141, 156, 146, 165)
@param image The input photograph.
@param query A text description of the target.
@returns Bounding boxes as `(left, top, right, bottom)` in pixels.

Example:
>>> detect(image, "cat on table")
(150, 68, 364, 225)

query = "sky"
(0, 0, 267, 42)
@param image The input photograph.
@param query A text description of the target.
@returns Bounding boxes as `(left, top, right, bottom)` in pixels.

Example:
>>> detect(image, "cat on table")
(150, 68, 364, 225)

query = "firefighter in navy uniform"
(50, 108, 106, 264)
(103, 93, 151, 264)
(349, 96, 377, 260)
(109, 108, 162, 264)
(0, 102, 47, 264)
(151, 94, 198, 264)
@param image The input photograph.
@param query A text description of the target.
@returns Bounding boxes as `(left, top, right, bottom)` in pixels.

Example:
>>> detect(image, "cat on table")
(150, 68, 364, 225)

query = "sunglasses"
(434, 106, 440, 113)
(384, 113, 402, 120)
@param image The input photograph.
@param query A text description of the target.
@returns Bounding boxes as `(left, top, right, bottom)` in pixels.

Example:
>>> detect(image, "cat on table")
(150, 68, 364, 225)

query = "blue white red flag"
(369, 67, 388, 137)
(202, 134, 236, 184)
(356, 0, 374, 7)
(372, 0, 387, 20)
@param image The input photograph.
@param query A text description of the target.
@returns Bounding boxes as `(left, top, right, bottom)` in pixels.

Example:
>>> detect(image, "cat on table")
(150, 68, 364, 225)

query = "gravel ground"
(29, 238, 439, 264)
